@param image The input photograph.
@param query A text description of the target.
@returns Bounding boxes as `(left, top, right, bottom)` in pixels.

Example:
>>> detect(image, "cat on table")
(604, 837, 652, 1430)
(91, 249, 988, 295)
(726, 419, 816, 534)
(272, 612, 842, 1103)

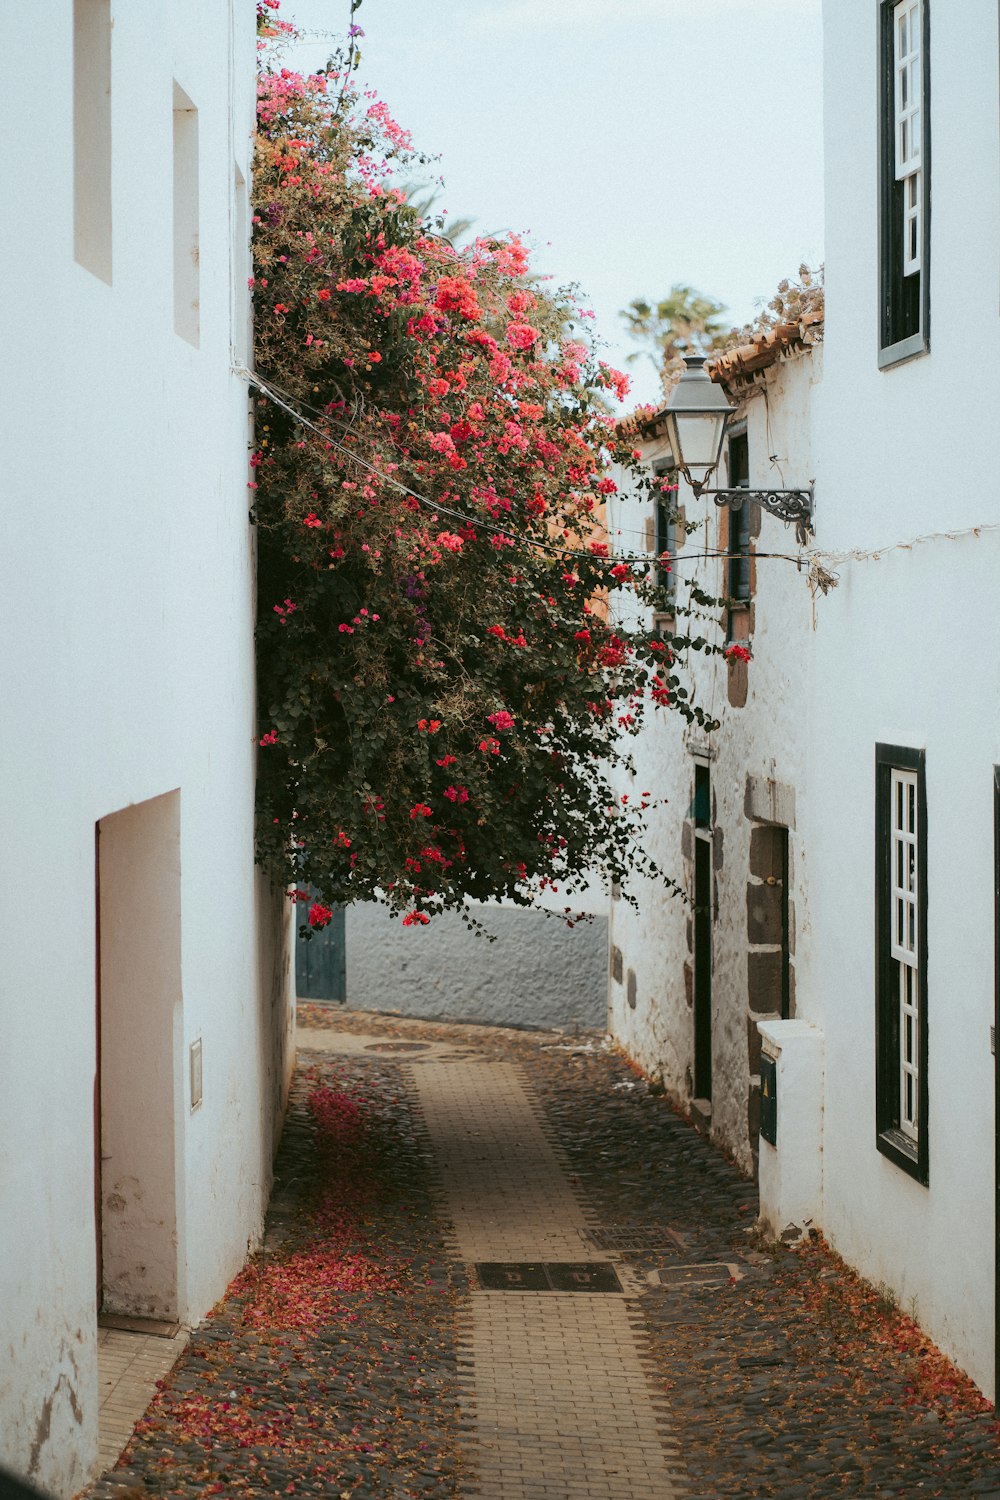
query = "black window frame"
(651, 459, 678, 603)
(726, 430, 752, 613)
(875, 742, 929, 1184)
(878, 0, 931, 369)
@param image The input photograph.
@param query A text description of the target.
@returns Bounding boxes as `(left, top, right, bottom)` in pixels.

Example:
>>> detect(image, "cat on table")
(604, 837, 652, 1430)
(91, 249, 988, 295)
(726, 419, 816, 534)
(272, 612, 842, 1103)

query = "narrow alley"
(85, 1008, 1000, 1500)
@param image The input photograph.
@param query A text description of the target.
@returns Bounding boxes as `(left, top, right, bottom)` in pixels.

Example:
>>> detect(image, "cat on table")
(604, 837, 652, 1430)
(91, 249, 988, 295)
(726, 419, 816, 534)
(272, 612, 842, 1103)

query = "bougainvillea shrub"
(252, 3, 721, 923)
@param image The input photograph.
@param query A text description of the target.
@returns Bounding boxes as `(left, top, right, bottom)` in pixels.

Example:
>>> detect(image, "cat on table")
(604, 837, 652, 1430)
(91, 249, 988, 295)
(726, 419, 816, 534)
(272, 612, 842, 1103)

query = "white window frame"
(890, 768, 920, 1138)
(876, 744, 928, 1184)
(878, 0, 930, 368)
(893, 0, 922, 274)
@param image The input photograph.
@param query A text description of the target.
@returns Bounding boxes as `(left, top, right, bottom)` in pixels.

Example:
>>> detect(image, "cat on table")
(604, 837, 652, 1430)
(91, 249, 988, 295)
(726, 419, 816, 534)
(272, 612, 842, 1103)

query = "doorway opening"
(693, 761, 713, 1103)
(95, 790, 183, 1322)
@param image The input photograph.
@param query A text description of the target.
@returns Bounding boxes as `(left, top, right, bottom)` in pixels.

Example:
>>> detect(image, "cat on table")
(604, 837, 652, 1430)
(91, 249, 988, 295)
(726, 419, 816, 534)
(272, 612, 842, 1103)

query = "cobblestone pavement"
(89, 1008, 1000, 1499)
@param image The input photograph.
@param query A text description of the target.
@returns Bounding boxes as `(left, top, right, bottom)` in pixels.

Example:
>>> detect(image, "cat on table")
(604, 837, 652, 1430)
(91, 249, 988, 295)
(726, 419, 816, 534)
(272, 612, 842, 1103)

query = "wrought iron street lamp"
(661, 354, 815, 544)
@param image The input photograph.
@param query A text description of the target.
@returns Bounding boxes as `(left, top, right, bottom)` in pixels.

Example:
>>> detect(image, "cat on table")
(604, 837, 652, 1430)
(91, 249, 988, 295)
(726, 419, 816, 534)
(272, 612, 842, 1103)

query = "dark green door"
(296, 906, 347, 1003)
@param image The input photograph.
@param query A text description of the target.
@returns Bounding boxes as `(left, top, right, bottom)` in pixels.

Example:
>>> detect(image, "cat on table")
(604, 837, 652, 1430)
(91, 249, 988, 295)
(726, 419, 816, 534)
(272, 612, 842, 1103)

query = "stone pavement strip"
(409, 1058, 683, 1498)
(86, 1008, 1000, 1499)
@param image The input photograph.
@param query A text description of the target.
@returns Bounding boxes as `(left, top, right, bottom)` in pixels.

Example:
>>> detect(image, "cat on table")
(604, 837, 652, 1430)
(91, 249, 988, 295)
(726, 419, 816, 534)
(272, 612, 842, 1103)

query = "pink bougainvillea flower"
(251, 35, 727, 925)
(489, 352, 513, 383)
(435, 276, 481, 322)
(507, 288, 536, 316)
(402, 911, 430, 926)
(308, 902, 333, 928)
(506, 322, 540, 352)
(598, 361, 631, 402)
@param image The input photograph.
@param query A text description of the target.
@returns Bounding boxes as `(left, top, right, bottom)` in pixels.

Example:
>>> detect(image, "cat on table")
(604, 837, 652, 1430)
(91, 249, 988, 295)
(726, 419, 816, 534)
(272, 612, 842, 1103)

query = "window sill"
(876, 1126, 928, 1185)
(878, 331, 929, 370)
(727, 603, 752, 645)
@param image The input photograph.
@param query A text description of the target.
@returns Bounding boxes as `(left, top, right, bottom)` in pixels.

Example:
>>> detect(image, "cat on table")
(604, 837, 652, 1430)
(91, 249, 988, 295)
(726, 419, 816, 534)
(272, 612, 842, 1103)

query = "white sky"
(277, 0, 825, 411)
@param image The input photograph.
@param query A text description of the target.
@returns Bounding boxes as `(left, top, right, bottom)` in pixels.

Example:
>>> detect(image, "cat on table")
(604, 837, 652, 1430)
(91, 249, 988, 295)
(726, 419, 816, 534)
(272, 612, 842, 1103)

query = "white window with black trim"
(879, 0, 930, 367)
(875, 743, 928, 1183)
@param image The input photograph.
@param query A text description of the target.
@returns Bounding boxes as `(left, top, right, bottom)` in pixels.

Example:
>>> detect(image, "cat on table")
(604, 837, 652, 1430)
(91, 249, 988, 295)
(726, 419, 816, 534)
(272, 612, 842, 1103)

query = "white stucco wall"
(0, 5, 293, 1493)
(608, 348, 819, 1175)
(807, 0, 1000, 1399)
(344, 900, 608, 1031)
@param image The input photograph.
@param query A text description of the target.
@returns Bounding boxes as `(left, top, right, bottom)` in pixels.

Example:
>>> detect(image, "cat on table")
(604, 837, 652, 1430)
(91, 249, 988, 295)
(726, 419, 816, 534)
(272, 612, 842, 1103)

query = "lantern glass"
(661, 354, 734, 487)
(664, 409, 729, 476)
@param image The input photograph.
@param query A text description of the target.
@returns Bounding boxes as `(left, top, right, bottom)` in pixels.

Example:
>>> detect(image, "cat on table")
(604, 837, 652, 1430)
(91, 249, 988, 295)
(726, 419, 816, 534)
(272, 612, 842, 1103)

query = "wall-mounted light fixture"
(660, 355, 815, 545)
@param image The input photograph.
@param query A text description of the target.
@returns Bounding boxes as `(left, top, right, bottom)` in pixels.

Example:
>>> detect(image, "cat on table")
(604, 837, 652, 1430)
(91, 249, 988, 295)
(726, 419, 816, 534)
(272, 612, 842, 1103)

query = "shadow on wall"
(317, 902, 609, 1031)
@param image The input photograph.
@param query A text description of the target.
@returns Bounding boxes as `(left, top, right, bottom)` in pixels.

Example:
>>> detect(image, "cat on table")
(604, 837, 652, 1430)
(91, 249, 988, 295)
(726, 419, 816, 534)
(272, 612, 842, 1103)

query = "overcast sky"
(277, 0, 824, 410)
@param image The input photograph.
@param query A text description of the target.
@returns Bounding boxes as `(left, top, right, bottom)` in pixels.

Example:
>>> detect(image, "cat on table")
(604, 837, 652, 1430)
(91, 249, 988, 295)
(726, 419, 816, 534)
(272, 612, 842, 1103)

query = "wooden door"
(693, 764, 712, 1101)
(296, 905, 347, 1003)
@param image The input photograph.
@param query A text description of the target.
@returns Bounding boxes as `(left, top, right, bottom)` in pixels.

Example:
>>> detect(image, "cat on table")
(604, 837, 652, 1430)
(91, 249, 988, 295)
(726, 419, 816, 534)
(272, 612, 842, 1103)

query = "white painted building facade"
(802, 0, 1000, 1402)
(611, 0, 1000, 1403)
(0, 5, 294, 1493)
(608, 329, 821, 1180)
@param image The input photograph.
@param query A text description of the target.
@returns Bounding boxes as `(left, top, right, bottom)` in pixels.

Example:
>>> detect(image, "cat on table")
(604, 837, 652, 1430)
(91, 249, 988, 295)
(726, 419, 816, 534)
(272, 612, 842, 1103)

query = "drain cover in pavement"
(364, 1041, 432, 1053)
(475, 1262, 623, 1293)
(652, 1262, 743, 1289)
(585, 1224, 688, 1254)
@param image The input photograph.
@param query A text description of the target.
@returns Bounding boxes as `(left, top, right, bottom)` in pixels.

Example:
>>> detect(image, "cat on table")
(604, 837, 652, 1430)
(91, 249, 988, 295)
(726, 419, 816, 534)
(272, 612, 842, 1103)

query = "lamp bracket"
(702, 485, 815, 545)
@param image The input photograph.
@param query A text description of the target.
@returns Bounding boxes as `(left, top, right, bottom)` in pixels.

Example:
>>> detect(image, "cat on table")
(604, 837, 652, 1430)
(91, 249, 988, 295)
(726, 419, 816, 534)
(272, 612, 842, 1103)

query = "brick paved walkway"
(410, 1058, 682, 1497)
(96, 1324, 188, 1474)
(87, 1009, 1000, 1499)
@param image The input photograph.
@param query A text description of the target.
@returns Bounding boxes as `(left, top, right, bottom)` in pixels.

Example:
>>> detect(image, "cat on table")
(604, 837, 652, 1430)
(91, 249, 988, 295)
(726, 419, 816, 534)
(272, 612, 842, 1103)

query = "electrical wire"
(239, 367, 1000, 578)
(238, 364, 809, 571)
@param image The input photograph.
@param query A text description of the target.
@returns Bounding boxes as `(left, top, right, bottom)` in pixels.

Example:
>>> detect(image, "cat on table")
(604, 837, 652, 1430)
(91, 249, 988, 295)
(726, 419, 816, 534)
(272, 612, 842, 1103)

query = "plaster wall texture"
(807, 0, 1000, 1400)
(345, 901, 608, 1031)
(757, 1020, 825, 1237)
(607, 349, 819, 1175)
(0, 6, 293, 1494)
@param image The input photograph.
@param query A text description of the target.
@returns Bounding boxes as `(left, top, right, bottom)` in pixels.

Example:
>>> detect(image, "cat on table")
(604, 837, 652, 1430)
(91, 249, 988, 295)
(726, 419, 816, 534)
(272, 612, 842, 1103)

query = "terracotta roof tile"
(616, 308, 824, 440)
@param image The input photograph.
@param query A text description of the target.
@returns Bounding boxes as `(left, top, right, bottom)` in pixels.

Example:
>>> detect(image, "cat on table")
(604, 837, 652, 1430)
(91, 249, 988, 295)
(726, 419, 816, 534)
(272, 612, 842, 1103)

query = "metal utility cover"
(475, 1262, 623, 1293)
(585, 1224, 688, 1254)
(654, 1262, 741, 1289)
(760, 1053, 777, 1146)
(364, 1041, 431, 1053)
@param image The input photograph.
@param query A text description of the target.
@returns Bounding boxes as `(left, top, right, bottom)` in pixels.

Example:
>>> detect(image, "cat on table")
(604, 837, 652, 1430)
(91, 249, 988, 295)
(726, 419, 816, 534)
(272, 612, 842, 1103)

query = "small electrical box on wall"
(760, 1053, 777, 1146)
